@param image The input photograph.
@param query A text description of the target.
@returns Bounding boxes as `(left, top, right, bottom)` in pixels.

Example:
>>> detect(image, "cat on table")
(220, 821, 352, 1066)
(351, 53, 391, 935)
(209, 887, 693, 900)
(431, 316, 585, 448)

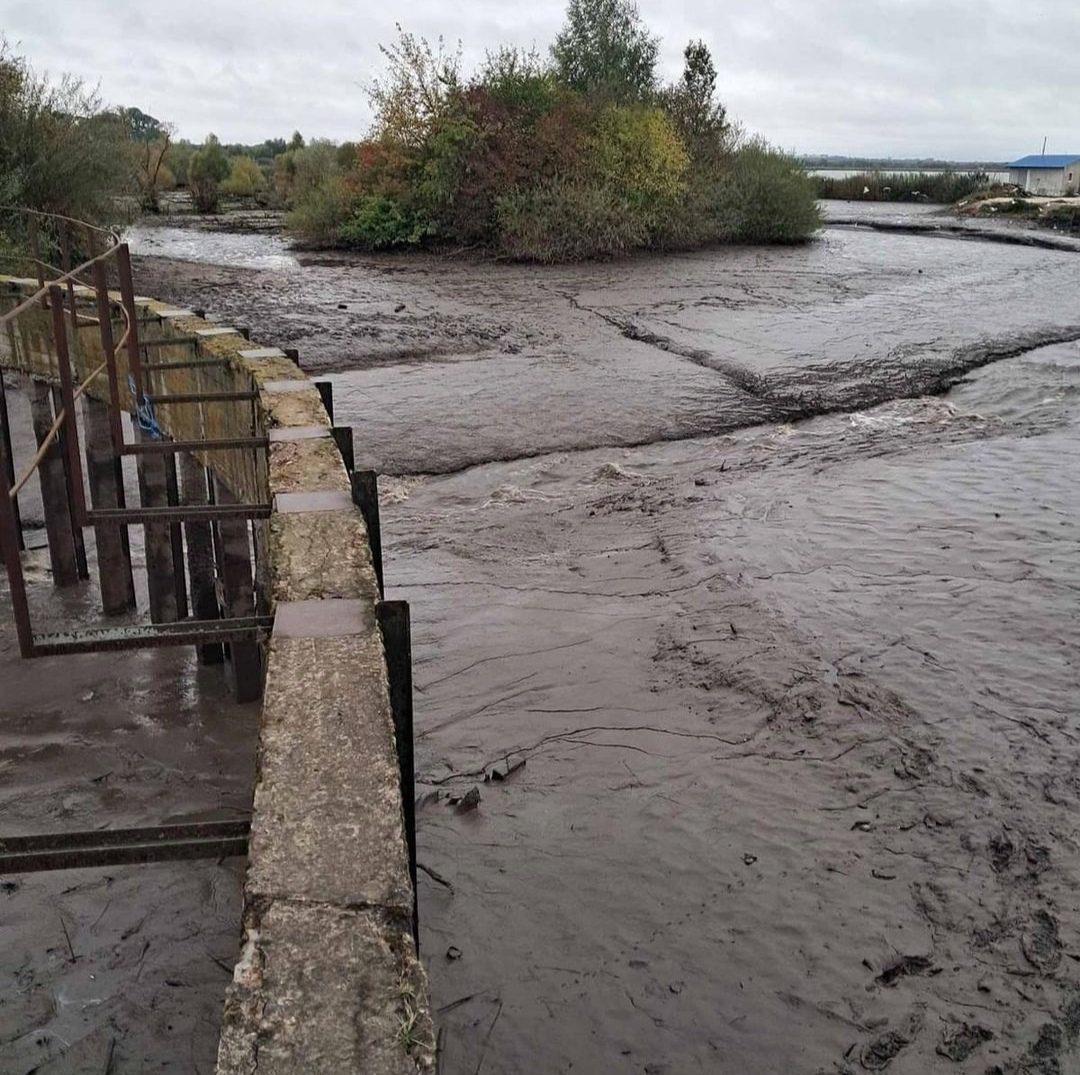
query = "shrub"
(189, 135, 230, 212)
(285, 174, 352, 244)
(221, 155, 265, 197)
(817, 170, 991, 203)
(711, 142, 822, 244)
(0, 40, 133, 227)
(496, 181, 648, 261)
(1042, 204, 1080, 232)
(339, 194, 424, 248)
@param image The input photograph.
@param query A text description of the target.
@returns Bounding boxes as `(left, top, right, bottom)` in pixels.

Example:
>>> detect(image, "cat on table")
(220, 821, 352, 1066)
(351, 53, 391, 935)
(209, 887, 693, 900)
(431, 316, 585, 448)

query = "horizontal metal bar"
(142, 358, 232, 372)
(0, 820, 250, 873)
(119, 437, 269, 454)
(150, 391, 258, 404)
(87, 503, 271, 523)
(31, 615, 274, 656)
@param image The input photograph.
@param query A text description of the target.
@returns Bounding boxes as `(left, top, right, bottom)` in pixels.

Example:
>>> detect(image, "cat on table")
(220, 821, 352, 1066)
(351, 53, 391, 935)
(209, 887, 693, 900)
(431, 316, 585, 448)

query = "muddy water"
(0, 387, 258, 1073)
(127, 210, 1080, 1072)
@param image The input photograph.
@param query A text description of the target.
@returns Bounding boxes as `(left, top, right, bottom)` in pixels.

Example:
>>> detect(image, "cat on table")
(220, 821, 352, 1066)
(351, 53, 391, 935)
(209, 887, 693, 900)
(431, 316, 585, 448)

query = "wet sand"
(121, 211, 1080, 1071)
(0, 386, 258, 1073)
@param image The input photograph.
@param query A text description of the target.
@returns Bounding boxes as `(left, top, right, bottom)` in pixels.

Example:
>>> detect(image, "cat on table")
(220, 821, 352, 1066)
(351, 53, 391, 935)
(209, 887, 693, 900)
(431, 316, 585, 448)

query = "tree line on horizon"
(1, 1, 822, 262)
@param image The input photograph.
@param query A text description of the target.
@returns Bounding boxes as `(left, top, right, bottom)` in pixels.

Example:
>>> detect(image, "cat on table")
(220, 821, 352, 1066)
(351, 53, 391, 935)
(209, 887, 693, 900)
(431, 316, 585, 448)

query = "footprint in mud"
(935, 1022, 993, 1062)
(859, 1030, 909, 1071)
(988, 831, 1014, 873)
(1021, 910, 1062, 973)
(875, 954, 934, 987)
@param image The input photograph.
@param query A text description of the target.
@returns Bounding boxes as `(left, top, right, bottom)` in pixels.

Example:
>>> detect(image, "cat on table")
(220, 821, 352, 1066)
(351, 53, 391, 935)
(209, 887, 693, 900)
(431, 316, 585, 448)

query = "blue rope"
(128, 374, 164, 440)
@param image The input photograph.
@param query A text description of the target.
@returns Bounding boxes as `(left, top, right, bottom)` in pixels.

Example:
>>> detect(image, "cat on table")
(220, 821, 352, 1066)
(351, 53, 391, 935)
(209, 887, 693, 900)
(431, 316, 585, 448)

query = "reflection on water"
(125, 224, 298, 270)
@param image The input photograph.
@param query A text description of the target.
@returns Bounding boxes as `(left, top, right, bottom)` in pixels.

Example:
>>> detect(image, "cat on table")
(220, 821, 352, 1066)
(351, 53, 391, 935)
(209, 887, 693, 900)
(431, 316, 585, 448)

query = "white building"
(1008, 155, 1080, 195)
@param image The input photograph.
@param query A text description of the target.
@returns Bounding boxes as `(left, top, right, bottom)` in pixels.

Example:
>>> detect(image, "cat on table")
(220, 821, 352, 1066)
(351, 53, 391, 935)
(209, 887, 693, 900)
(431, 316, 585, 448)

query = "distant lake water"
(811, 168, 1010, 182)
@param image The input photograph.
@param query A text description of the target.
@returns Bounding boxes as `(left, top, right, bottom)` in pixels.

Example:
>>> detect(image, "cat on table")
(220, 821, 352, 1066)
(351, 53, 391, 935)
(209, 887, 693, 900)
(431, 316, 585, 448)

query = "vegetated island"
(283, 0, 821, 260)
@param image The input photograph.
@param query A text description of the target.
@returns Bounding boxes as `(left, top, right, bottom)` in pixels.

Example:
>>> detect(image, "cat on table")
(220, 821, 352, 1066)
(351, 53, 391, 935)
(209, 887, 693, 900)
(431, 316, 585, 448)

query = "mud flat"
(126, 208, 1080, 1072)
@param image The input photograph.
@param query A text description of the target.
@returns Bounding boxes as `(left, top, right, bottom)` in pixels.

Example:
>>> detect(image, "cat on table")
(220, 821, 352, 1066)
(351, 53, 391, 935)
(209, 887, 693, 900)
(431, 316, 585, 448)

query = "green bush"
(188, 135, 230, 212)
(285, 174, 353, 244)
(496, 181, 648, 261)
(339, 194, 424, 248)
(0, 41, 132, 230)
(712, 142, 823, 243)
(221, 155, 265, 197)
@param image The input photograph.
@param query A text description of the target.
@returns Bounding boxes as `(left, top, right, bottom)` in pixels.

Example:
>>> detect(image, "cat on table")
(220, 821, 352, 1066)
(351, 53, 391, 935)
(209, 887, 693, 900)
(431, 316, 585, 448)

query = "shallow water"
(38, 208, 1080, 1070)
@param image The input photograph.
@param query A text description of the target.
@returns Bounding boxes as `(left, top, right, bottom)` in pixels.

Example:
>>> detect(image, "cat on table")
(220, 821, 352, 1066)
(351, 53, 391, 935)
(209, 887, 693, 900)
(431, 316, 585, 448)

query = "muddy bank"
(0, 385, 258, 1074)
(126, 212, 1080, 1072)
(133, 214, 1080, 476)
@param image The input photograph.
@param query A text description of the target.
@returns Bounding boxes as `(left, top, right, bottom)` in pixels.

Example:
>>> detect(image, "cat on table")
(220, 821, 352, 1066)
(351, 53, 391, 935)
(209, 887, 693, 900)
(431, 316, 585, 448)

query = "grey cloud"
(5, 0, 1079, 157)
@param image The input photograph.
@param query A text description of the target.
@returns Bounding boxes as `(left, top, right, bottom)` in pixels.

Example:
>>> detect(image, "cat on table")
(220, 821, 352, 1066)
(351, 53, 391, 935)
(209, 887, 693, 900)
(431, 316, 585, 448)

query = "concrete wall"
(0, 276, 434, 1074)
(1008, 165, 1080, 195)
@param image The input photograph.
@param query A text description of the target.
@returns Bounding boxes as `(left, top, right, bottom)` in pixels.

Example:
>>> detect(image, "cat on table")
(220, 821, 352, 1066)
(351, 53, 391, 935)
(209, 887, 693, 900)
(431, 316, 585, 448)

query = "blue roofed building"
(1008, 154, 1080, 195)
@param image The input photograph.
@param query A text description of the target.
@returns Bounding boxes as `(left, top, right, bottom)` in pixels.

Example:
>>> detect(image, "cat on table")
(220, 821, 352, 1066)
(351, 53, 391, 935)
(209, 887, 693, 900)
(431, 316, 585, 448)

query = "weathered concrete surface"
(0, 274, 432, 1074)
(247, 630, 412, 912)
(217, 901, 432, 1075)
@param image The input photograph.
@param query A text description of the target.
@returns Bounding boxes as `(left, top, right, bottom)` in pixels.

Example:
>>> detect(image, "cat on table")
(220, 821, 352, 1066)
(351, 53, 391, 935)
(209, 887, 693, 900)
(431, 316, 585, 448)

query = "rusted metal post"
(213, 475, 262, 702)
(179, 454, 223, 664)
(135, 427, 179, 623)
(377, 600, 417, 947)
(82, 395, 136, 615)
(115, 243, 144, 405)
(350, 470, 383, 597)
(50, 386, 89, 581)
(29, 380, 79, 586)
(91, 259, 126, 456)
(0, 450, 34, 657)
(59, 222, 80, 356)
(0, 372, 23, 553)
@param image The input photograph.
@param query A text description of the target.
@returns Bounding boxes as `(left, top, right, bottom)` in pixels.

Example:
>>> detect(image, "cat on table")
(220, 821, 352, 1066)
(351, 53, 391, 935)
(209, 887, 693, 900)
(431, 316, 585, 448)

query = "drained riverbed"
(19, 205, 1079, 1072)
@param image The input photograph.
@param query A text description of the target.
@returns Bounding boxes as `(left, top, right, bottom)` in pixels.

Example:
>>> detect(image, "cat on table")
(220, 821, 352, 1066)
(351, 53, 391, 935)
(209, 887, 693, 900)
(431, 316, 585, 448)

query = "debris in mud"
(935, 1021, 993, 1061)
(446, 946, 462, 961)
(742, 853, 757, 865)
(484, 756, 526, 783)
(450, 786, 482, 812)
(859, 1030, 909, 1070)
(875, 955, 934, 987)
(1021, 910, 1062, 972)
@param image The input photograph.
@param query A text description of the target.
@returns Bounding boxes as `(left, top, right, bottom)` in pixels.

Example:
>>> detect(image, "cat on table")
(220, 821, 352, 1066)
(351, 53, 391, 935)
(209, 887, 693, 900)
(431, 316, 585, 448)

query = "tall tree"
(551, 0, 659, 102)
(664, 40, 730, 162)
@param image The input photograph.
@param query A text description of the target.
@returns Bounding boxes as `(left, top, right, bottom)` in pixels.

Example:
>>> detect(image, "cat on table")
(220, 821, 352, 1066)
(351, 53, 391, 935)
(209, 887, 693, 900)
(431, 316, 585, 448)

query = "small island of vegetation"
(285, 0, 821, 259)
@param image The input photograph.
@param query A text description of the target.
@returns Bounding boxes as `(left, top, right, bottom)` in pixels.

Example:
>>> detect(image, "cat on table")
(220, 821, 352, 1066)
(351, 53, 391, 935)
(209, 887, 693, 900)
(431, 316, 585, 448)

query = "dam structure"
(0, 210, 433, 1073)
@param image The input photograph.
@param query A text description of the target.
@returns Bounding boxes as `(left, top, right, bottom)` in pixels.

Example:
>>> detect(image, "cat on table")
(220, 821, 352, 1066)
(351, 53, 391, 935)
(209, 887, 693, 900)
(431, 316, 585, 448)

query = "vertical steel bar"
(29, 380, 78, 587)
(350, 470, 384, 597)
(377, 600, 417, 948)
(59, 221, 79, 355)
(163, 453, 189, 619)
(51, 385, 89, 581)
(331, 426, 354, 474)
(115, 243, 144, 404)
(83, 394, 136, 615)
(0, 456, 35, 658)
(91, 258, 125, 456)
(0, 371, 24, 552)
(179, 453, 223, 664)
(49, 286, 88, 525)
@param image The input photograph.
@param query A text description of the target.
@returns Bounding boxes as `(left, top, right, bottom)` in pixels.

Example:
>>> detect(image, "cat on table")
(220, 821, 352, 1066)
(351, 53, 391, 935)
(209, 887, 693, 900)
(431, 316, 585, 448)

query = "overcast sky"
(5, 0, 1078, 159)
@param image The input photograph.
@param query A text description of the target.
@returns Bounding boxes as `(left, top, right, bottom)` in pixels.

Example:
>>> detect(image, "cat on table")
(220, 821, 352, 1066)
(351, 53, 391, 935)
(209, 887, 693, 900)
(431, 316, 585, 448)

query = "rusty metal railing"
(0, 208, 273, 659)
